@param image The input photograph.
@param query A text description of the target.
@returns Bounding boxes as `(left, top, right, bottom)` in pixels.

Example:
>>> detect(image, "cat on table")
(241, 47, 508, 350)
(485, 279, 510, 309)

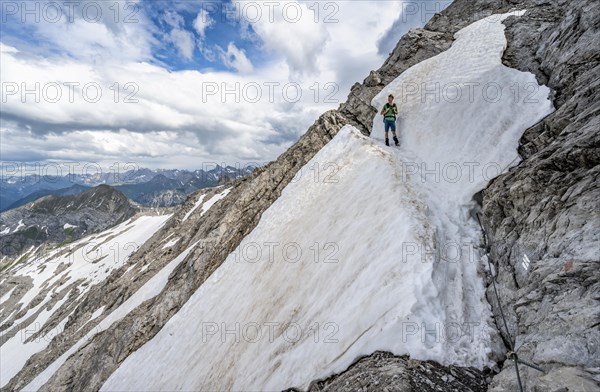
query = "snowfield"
(101, 11, 554, 391)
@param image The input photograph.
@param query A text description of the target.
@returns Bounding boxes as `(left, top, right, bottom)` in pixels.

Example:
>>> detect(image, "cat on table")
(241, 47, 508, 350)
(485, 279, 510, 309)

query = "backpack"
(383, 103, 397, 120)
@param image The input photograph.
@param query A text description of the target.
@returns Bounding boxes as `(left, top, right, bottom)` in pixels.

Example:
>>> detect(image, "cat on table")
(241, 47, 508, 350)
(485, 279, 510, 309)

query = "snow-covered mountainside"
(1, 0, 598, 391)
(99, 11, 554, 391)
(102, 125, 496, 391)
(0, 213, 171, 387)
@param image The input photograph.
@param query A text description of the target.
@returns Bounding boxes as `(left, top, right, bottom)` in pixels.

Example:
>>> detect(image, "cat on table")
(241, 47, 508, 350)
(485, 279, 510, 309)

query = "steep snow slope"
(369, 9, 556, 369)
(0, 214, 171, 387)
(372, 11, 554, 193)
(103, 125, 450, 391)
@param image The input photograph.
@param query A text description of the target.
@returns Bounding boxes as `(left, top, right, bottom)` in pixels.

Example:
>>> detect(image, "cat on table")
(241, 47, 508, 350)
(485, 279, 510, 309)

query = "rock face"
(479, 0, 600, 390)
(303, 351, 490, 392)
(0, 185, 137, 260)
(1, 0, 597, 391)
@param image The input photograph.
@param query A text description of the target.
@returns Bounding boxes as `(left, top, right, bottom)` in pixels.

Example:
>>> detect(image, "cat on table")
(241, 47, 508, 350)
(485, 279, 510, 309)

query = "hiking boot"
(393, 136, 400, 146)
(385, 138, 389, 146)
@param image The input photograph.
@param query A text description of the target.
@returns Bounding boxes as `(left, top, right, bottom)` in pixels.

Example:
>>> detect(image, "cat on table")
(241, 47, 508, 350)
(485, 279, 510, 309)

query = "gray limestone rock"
(303, 351, 491, 392)
(479, 0, 600, 390)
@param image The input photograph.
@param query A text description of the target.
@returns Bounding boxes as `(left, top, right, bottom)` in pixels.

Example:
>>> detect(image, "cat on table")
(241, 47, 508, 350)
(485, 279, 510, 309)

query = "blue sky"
(139, 1, 262, 71)
(1, 0, 267, 71)
(0, 0, 451, 171)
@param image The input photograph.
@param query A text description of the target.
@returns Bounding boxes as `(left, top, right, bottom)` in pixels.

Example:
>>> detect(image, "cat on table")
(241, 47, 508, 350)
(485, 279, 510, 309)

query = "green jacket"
(382, 103, 398, 120)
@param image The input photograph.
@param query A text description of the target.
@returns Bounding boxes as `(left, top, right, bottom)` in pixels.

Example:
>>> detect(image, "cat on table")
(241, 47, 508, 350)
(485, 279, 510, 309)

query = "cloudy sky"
(0, 0, 451, 171)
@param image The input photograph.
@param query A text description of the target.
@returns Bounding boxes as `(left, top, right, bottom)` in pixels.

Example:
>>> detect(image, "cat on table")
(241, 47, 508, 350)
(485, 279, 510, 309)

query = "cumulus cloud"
(0, 43, 313, 166)
(234, 0, 329, 74)
(169, 29, 195, 60)
(1, 0, 156, 63)
(193, 9, 215, 38)
(194, 9, 217, 62)
(0, 125, 220, 169)
(0, 1, 442, 169)
(160, 10, 196, 61)
(218, 42, 254, 73)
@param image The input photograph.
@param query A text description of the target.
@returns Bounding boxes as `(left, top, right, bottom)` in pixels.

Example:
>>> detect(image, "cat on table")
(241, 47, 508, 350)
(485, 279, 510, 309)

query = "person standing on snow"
(381, 94, 400, 146)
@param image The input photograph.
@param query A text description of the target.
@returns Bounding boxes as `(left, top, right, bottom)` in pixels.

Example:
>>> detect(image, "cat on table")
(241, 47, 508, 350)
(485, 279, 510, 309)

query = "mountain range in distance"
(0, 165, 255, 212)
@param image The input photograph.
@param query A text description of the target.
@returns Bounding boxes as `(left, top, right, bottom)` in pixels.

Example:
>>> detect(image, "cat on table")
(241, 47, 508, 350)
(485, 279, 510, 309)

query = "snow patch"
(182, 188, 231, 222)
(182, 194, 206, 222)
(89, 306, 105, 322)
(0, 286, 16, 304)
(200, 188, 231, 217)
(1, 296, 69, 385)
(14, 219, 25, 232)
(161, 237, 180, 250)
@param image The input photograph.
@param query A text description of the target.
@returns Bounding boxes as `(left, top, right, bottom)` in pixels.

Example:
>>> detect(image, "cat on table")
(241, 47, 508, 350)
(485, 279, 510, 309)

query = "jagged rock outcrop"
(478, 0, 600, 390)
(339, 29, 454, 135)
(302, 351, 490, 392)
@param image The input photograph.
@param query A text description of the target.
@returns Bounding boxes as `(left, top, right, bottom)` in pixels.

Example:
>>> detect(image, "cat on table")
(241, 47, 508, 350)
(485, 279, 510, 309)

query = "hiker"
(381, 94, 400, 146)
